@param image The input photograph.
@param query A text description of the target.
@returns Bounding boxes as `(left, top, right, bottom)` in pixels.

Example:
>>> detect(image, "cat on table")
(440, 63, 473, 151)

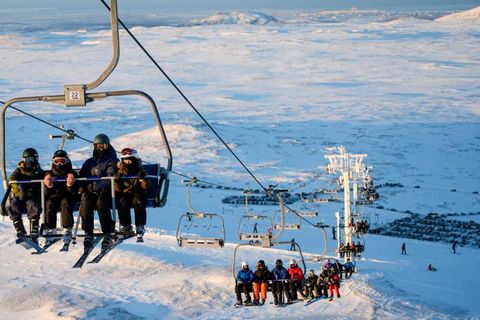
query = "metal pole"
(343, 170, 352, 246)
(40, 182, 45, 235)
(110, 177, 117, 232)
(335, 211, 341, 259)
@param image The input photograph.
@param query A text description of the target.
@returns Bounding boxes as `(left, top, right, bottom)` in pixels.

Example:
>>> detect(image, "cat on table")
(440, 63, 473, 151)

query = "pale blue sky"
(1, 0, 478, 10)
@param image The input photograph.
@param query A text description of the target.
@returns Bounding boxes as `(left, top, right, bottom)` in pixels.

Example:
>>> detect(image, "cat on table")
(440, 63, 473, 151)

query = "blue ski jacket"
(79, 146, 118, 192)
(271, 267, 289, 280)
(236, 269, 254, 283)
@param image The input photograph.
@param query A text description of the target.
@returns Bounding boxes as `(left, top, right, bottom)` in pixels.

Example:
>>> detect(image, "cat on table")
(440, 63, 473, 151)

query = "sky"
(1, 0, 479, 11)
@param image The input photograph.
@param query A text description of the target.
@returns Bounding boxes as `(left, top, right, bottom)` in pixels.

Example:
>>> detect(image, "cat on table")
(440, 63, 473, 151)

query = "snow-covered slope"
(436, 6, 480, 21)
(185, 11, 277, 26)
(0, 6, 479, 320)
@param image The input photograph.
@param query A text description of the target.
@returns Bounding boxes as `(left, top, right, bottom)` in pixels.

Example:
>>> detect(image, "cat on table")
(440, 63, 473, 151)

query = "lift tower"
(325, 146, 367, 247)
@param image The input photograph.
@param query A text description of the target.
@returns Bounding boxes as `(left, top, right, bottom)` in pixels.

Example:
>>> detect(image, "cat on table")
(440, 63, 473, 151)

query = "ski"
(304, 297, 322, 306)
(16, 236, 43, 253)
(32, 237, 61, 255)
(72, 236, 102, 268)
(87, 234, 135, 264)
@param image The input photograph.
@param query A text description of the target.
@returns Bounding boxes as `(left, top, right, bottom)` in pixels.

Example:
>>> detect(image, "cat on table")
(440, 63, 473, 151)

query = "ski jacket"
(114, 161, 148, 194)
(8, 162, 44, 200)
(271, 267, 289, 281)
(288, 265, 304, 280)
(305, 274, 318, 286)
(253, 267, 271, 283)
(45, 163, 78, 199)
(236, 269, 254, 284)
(79, 146, 118, 193)
(328, 272, 340, 285)
(344, 261, 354, 270)
(317, 271, 329, 286)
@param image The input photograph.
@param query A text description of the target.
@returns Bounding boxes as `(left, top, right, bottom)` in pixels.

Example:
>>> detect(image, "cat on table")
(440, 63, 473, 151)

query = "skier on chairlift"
(235, 261, 254, 306)
(7, 148, 45, 242)
(43, 150, 78, 245)
(79, 134, 118, 251)
(288, 258, 306, 300)
(253, 259, 271, 305)
(271, 259, 292, 305)
(115, 147, 148, 241)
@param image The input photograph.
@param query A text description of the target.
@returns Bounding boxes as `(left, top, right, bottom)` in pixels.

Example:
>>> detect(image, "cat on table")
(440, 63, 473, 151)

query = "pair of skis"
(16, 235, 63, 254)
(72, 233, 136, 268)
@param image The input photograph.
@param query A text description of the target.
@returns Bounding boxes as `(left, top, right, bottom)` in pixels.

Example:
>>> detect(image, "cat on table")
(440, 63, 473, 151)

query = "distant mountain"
(436, 6, 480, 21)
(185, 11, 277, 26)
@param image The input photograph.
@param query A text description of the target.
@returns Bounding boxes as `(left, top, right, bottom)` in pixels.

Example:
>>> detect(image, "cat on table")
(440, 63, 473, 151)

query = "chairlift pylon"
(176, 177, 225, 248)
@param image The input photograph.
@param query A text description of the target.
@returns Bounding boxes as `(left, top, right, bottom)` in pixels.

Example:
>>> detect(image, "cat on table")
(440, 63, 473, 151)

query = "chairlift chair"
(175, 177, 225, 248)
(0, 0, 172, 237)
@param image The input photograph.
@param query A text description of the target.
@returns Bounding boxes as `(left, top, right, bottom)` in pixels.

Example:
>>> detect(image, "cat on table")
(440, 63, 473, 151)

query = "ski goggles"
(22, 156, 37, 163)
(53, 157, 68, 166)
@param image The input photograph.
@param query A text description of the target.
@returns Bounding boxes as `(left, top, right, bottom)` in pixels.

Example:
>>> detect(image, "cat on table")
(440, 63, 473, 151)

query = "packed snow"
(0, 4, 479, 320)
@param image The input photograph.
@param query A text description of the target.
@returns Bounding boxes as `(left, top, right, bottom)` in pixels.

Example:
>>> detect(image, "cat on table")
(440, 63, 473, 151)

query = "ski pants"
(45, 195, 75, 229)
(253, 281, 268, 301)
(329, 283, 340, 297)
(7, 197, 41, 221)
(235, 282, 252, 303)
(289, 280, 303, 300)
(345, 267, 354, 279)
(79, 190, 113, 235)
(304, 283, 318, 299)
(317, 283, 328, 297)
(117, 191, 147, 228)
(272, 280, 291, 303)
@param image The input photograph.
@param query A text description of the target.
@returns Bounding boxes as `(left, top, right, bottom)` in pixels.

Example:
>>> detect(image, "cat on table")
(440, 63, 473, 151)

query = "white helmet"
(241, 261, 248, 268)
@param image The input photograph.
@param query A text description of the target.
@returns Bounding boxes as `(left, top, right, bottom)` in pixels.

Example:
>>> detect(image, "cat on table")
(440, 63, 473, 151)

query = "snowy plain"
(0, 4, 479, 320)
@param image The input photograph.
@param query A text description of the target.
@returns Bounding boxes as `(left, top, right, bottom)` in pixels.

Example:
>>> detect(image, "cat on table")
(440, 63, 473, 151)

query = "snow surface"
(0, 5, 479, 320)
(436, 6, 480, 21)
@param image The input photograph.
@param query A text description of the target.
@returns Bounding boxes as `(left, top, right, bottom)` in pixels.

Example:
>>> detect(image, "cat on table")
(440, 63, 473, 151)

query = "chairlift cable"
(100, 0, 268, 193)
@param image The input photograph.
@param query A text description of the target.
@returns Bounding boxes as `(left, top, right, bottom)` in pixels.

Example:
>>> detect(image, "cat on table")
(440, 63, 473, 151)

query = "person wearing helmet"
(304, 269, 319, 300)
(271, 259, 292, 305)
(79, 134, 118, 251)
(43, 150, 78, 245)
(287, 258, 306, 300)
(7, 148, 45, 242)
(114, 147, 148, 240)
(253, 259, 271, 305)
(235, 261, 254, 306)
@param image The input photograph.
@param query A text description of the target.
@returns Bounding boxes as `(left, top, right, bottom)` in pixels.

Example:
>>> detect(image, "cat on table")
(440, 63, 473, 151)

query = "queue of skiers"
(235, 258, 354, 306)
(6, 134, 149, 251)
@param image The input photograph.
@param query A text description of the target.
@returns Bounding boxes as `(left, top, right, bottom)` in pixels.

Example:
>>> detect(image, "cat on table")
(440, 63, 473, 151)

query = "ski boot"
(101, 234, 113, 251)
(136, 225, 145, 242)
(83, 234, 94, 253)
(29, 219, 39, 244)
(13, 219, 27, 239)
(63, 228, 72, 244)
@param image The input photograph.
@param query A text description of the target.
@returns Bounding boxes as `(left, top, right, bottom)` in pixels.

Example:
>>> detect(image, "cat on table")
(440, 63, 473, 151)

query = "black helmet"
(21, 148, 39, 169)
(93, 134, 110, 145)
(22, 148, 38, 159)
(52, 150, 70, 167)
(53, 150, 69, 159)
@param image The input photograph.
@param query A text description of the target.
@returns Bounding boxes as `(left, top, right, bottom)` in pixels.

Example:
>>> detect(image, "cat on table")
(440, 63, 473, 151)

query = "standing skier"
(235, 261, 254, 306)
(115, 147, 148, 241)
(452, 241, 457, 254)
(7, 148, 45, 242)
(401, 242, 407, 255)
(43, 150, 78, 244)
(79, 134, 118, 251)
